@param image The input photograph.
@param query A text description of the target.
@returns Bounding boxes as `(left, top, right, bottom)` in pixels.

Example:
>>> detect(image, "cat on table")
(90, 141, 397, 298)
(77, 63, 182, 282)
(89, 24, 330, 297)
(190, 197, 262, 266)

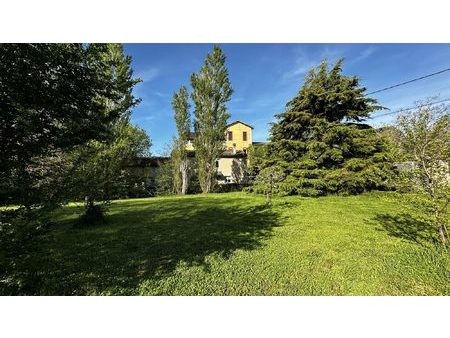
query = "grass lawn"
(3, 192, 450, 295)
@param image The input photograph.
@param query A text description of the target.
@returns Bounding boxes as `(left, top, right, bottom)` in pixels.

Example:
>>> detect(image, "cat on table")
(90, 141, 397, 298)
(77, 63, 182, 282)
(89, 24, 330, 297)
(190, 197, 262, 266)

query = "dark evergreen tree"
(254, 59, 395, 196)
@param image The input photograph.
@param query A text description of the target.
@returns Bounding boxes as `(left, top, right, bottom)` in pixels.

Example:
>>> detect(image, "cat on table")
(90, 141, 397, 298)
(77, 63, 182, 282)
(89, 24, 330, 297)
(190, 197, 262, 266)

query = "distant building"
(126, 156, 170, 190)
(186, 120, 254, 184)
(130, 120, 255, 189)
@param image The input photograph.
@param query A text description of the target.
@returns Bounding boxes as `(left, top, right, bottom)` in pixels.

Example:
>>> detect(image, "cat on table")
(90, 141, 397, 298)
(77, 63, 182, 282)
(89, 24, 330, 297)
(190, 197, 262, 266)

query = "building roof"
(220, 149, 248, 158)
(187, 120, 253, 140)
(227, 120, 254, 129)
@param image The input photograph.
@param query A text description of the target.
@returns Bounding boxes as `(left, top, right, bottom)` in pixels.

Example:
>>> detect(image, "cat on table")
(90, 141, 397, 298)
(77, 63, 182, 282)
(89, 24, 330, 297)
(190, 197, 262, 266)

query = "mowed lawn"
(12, 192, 450, 295)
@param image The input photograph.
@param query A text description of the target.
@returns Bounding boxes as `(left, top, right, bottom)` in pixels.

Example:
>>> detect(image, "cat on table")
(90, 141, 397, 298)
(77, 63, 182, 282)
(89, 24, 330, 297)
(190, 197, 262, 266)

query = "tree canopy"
(0, 43, 142, 206)
(253, 59, 395, 196)
(387, 99, 449, 246)
(191, 46, 233, 193)
(172, 85, 192, 194)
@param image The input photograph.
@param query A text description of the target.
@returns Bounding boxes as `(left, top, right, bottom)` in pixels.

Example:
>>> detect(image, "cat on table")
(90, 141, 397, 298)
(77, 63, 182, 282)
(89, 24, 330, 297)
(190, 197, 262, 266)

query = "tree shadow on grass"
(22, 196, 281, 295)
(372, 212, 437, 246)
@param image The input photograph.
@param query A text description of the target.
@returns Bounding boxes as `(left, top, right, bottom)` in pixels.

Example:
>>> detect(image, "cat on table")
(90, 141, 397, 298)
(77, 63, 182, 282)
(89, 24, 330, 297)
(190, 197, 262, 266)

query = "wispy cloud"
(352, 46, 377, 63)
(281, 54, 316, 82)
(230, 96, 244, 103)
(132, 115, 156, 122)
(281, 45, 344, 83)
(136, 67, 160, 83)
(149, 90, 170, 98)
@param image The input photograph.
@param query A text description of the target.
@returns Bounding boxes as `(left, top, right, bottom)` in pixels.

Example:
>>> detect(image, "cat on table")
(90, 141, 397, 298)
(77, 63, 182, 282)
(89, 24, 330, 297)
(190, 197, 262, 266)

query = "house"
(186, 120, 254, 184)
(126, 156, 170, 192)
(130, 120, 255, 191)
(219, 120, 253, 184)
(224, 120, 253, 153)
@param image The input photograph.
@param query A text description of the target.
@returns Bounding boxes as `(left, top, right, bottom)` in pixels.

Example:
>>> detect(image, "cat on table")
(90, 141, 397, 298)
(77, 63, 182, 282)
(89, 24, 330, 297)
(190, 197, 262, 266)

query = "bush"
(214, 183, 249, 193)
(0, 208, 52, 295)
(78, 202, 107, 226)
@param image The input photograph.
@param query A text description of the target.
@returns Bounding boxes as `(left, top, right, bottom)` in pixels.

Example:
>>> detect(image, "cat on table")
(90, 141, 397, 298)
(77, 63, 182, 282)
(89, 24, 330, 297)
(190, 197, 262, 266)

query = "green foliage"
(68, 121, 151, 207)
(252, 166, 286, 205)
(172, 86, 191, 194)
(0, 44, 141, 207)
(191, 46, 233, 193)
(0, 43, 142, 208)
(247, 143, 269, 178)
(0, 208, 52, 294)
(253, 59, 395, 196)
(172, 85, 191, 144)
(78, 202, 107, 226)
(90, 43, 142, 120)
(155, 157, 176, 196)
(387, 99, 450, 246)
(0, 43, 146, 236)
(154, 142, 201, 196)
(274, 59, 382, 128)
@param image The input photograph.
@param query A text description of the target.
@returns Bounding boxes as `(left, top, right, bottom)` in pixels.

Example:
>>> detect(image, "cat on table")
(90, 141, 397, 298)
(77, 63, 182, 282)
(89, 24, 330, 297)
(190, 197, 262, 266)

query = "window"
(243, 131, 247, 141)
(227, 131, 233, 141)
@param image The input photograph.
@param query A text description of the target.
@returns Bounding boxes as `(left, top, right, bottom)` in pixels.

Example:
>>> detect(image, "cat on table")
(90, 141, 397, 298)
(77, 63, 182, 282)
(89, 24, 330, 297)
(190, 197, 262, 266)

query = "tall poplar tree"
(172, 85, 191, 194)
(190, 46, 233, 193)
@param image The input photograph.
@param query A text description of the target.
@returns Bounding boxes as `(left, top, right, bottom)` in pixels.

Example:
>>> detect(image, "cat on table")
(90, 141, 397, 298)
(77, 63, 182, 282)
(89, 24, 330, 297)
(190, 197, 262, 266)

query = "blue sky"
(124, 44, 450, 155)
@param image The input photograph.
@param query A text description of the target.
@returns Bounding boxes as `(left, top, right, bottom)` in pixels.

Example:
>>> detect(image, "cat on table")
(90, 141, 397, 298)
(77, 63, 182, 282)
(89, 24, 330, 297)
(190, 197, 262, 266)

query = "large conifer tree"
(256, 59, 395, 196)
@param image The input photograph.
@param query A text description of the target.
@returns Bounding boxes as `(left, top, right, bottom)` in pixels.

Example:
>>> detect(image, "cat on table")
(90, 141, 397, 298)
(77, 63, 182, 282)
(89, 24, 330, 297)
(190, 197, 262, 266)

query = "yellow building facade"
(186, 120, 254, 184)
(186, 121, 253, 152)
(224, 121, 253, 151)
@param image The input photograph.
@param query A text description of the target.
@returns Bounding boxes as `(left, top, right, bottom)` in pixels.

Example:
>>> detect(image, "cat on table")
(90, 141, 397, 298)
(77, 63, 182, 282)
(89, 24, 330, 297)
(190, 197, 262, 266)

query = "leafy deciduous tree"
(390, 99, 450, 246)
(0, 43, 142, 208)
(69, 122, 151, 222)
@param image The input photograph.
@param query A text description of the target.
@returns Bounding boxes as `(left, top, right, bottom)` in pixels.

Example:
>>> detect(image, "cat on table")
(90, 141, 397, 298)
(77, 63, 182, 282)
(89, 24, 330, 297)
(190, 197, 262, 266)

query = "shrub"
(0, 208, 52, 295)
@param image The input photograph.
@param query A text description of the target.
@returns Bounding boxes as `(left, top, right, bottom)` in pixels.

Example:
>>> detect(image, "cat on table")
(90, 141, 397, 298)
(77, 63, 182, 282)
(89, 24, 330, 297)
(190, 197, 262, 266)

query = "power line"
(366, 68, 450, 95)
(371, 98, 450, 119)
(298, 67, 450, 98)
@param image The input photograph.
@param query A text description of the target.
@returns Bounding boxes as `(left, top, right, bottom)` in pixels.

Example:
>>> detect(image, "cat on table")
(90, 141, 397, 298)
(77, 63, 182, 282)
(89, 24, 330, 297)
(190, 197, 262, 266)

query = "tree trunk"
(435, 208, 448, 247)
(201, 162, 213, 193)
(267, 174, 273, 206)
(180, 160, 189, 195)
(85, 195, 94, 210)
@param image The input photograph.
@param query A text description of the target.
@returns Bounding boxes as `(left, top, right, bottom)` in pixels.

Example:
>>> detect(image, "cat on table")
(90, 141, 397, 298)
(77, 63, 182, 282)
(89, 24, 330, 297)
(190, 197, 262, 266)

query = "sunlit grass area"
(3, 192, 450, 295)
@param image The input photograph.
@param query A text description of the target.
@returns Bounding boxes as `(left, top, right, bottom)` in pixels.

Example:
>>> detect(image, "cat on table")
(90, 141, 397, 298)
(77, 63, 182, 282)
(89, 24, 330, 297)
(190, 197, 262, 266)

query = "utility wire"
(298, 67, 450, 98)
(371, 97, 450, 119)
(366, 68, 450, 95)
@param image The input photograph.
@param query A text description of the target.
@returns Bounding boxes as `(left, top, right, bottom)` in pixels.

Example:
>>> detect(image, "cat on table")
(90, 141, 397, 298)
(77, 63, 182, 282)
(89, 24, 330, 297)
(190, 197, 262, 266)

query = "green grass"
(4, 192, 450, 295)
